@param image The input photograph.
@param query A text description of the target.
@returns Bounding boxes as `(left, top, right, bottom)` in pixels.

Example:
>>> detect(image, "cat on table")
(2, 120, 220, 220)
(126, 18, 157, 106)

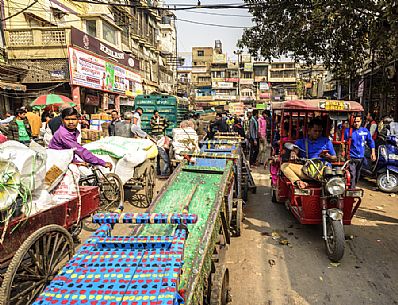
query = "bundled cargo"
(0, 141, 46, 192)
(172, 127, 199, 160)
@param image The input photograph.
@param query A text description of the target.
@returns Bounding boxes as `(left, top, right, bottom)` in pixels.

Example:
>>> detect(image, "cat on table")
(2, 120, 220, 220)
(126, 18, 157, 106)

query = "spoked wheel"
(0, 225, 74, 305)
(100, 173, 124, 211)
(377, 172, 398, 193)
(210, 265, 231, 305)
(232, 200, 243, 237)
(324, 218, 345, 262)
(144, 165, 155, 207)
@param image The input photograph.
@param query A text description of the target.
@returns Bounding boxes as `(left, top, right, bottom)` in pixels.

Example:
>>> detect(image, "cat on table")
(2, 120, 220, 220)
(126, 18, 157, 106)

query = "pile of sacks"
(83, 136, 158, 184)
(172, 128, 199, 160)
(0, 140, 78, 219)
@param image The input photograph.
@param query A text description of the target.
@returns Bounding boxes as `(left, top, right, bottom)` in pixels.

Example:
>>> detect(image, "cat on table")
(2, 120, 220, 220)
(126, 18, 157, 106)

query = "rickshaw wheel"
(145, 165, 155, 206)
(210, 265, 230, 305)
(0, 225, 74, 305)
(101, 173, 124, 211)
(325, 218, 345, 262)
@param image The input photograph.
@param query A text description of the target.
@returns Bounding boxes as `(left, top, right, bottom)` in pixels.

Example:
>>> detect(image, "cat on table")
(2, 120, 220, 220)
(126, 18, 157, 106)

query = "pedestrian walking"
(156, 135, 171, 178)
(345, 115, 376, 189)
(25, 106, 41, 139)
(150, 110, 168, 136)
(248, 109, 259, 167)
(7, 108, 32, 144)
(258, 110, 267, 165)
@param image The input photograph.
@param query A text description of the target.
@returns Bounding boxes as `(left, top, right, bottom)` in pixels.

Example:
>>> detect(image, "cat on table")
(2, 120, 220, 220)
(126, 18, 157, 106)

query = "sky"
(163, 0, 254, 59)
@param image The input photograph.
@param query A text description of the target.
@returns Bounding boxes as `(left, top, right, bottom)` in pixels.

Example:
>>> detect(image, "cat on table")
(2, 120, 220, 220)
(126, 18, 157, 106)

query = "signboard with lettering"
(213, 54, 227, 64)
(259, 82, 269, 90)
(212, 81, 234, 89)
(71, 27, 140, 70)
(244, 63, 253, 72)
(240, 78, 254, 85)
(68, 47, 143, 97)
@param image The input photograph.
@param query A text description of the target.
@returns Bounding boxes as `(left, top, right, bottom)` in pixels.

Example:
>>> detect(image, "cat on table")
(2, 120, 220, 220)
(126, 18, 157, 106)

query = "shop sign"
(260, 93, 270, 99)
(68, 47, 143, 97)
(214, 95, 236, 101)
(240, 78, 254, 85)
(85, 95, 100, 106)
(244, 63, 253, 72)
(213, 54, 226, 64)
(212, 81, 234, 89)
(50, 70, 66, 80)
(259, 82, 269, 90)
(192, 66, 208, 73)
(225, 78, 239, 82)
(71, 27, 139, 70)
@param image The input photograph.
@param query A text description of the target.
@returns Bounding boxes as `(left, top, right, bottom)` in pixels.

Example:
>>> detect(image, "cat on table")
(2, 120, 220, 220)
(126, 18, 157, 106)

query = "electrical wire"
(176, 18, 248, 28)
(70, 0, 252, 10)
(182, 10, 252, 17)
(1, 0, 39, 22)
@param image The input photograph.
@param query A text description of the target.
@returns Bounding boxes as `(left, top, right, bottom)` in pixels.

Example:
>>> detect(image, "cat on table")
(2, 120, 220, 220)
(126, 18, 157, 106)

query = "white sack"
(0, 161, 20, 210)
(0, 145, 45, 191)
(23, 189, 57, 216)
(51, 164, 80, 203)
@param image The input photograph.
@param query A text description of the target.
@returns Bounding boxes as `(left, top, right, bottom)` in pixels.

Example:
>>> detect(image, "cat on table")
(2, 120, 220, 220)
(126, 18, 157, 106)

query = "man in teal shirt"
(7, 108, 32, 144)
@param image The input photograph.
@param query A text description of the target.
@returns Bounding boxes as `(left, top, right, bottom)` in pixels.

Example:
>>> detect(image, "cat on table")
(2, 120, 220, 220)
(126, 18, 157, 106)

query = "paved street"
(226, 168, 398, 305)
(79, 169, 398, 305)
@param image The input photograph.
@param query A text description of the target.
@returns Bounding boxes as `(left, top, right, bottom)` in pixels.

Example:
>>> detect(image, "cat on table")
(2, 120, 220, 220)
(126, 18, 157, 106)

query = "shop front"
(69, 28, 142, 114)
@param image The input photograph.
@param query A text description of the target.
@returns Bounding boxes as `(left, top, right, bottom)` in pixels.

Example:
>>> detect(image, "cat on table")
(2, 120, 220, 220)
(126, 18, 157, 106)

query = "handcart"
(0, 186, 100, 305)
(182, 151, 243, 236)
(137, 162, 235, 304)
(32, 212, 197, 305)
(199, 138, 256, 202)
(124, 158, 156, 208)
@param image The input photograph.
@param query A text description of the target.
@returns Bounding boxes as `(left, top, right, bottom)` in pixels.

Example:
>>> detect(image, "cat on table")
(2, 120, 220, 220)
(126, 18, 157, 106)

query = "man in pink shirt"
(258, 110, 268, 165)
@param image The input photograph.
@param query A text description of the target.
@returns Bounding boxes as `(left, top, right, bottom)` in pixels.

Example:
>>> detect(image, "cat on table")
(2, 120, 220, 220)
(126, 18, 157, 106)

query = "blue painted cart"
(32, 212, 197, 305)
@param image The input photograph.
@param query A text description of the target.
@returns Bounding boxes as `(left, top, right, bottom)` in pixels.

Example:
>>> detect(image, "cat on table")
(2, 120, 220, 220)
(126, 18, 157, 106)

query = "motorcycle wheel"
(324, 218, 345, 262)
(376, 172, 398, 193)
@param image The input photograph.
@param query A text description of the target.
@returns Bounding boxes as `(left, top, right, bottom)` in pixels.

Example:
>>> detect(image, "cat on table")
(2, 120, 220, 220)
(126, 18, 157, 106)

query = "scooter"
(361, 135, 398, 193)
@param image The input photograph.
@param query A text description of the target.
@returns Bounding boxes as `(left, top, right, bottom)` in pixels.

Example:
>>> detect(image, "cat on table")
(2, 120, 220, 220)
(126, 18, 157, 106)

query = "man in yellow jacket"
(25, 105, 41, 139)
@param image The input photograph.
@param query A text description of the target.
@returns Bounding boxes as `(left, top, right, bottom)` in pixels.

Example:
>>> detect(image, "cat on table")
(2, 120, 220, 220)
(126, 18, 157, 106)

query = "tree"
(239, 0, 398, 78)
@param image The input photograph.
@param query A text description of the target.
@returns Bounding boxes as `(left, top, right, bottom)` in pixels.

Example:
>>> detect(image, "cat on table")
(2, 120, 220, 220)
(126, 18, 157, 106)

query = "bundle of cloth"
(83, 136, 158, 184)
(172, 128, 199, 160)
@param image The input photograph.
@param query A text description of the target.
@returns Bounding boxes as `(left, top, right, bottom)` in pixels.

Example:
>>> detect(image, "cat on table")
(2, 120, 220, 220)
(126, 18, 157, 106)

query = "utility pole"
(234, 50, 242, 102)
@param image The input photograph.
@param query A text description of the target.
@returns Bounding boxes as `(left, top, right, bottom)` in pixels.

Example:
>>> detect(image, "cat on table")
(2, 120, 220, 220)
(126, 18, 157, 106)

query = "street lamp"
(234, 50, 243, 102)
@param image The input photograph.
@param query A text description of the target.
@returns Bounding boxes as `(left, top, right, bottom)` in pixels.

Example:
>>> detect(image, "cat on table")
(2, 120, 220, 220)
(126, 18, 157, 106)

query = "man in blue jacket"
(345, 115, 376, 189)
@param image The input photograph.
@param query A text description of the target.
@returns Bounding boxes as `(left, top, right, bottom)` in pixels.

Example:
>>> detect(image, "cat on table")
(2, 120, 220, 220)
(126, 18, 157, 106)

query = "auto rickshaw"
(269, 100, 364, 262)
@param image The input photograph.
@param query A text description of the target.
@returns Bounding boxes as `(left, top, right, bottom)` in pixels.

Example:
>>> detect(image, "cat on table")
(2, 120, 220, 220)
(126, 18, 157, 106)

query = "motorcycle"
(361, 135, 398, 193)
(283, 143, 360, 262)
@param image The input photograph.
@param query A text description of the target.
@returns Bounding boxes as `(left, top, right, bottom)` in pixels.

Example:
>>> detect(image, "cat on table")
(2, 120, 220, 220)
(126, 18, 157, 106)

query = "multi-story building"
(1, 0, 175, 113)
(191, 46, 213, 106)
(253, 62, 270, 102)
(268, 61, 299, 100)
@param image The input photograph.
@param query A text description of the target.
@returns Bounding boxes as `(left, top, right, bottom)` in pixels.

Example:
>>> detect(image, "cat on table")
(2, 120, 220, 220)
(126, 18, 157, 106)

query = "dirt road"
(226, 168, 398, 305)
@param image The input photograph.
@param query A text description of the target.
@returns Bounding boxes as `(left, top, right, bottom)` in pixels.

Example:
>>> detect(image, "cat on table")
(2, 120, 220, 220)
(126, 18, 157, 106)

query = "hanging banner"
(68, 47, 143, 97)
(244, 63, 253, 72)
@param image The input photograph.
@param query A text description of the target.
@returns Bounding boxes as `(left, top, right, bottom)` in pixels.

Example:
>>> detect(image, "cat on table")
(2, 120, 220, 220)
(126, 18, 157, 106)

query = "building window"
(197, 50, 204, 56)
(86, 20, 97, 37)
(103, 21, 118, 45)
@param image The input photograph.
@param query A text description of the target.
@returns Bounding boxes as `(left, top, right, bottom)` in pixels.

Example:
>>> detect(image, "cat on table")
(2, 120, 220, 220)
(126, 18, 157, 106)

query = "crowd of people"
(206, 109, 272, 168)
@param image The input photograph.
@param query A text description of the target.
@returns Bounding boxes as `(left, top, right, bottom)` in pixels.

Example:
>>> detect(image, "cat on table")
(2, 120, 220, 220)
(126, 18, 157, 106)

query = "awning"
(0, 81, 26, 91)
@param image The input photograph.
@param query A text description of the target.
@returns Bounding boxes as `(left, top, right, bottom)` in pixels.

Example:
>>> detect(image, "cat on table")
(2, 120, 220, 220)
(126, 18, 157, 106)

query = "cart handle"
(92, 212, 198, 224)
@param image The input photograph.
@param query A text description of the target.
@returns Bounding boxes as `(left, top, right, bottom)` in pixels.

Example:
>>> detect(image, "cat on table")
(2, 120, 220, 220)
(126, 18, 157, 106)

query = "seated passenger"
(281, 118, 337, 189)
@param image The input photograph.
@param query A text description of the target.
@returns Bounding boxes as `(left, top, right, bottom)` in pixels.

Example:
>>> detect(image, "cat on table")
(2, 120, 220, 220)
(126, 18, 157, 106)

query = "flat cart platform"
(32, 212, 197, 305)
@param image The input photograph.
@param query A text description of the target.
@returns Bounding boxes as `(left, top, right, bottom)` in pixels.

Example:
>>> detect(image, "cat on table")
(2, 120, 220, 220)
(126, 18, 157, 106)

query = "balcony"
(5, 27, 71, 59)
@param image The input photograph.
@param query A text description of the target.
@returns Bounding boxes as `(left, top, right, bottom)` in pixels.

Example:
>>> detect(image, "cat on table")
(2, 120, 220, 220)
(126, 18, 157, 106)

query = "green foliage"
(239, 0, 398, 77)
